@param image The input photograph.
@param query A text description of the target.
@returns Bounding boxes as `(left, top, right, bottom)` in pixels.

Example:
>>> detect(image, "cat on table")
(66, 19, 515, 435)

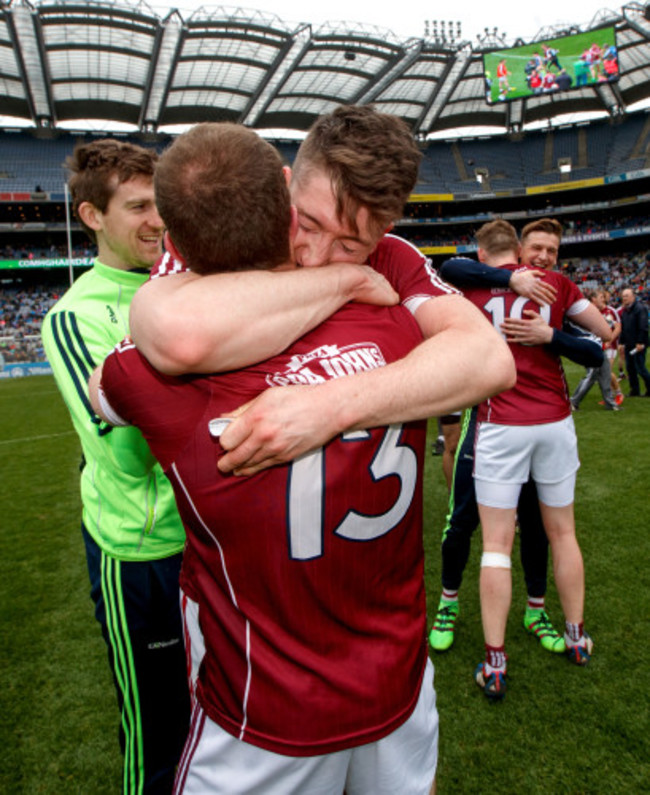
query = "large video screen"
(483, 26, 619, 105)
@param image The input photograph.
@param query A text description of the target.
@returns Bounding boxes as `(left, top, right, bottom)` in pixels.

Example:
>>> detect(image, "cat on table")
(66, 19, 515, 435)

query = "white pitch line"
(0, 431, 77, 446)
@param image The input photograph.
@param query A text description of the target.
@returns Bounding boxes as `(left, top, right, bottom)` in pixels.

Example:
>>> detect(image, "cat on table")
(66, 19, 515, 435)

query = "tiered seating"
(1, 112, 648, 197)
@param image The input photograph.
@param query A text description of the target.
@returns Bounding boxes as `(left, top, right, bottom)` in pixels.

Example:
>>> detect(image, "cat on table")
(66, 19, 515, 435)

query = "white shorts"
(605, 348, 616, 361)
(474, 417, 579, 509)
(174, 658, 438, 795)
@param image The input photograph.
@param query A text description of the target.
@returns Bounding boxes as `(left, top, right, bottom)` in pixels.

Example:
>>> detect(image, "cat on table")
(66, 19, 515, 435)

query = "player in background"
(496, 59, 514, 100)
(91, 122, 513, 795)
(601, 289, 623, 397)
(438, 219, 611, 701)
(586, 43, 603, 82)
(432, 412, 462, 492)
(429, 218, 604, 655)
(542, 70, 558, 92)
(41, 140, 190, 793)
(530, 51, 544, 71)
(542, 44, 562, 72)
(570, 288, 622, 411)
(127, 104, 514, 478)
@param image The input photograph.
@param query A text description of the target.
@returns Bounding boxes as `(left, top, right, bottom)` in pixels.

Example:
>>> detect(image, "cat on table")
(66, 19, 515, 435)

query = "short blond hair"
(521, 217, 563, 244)
(475, 219, 519, 257)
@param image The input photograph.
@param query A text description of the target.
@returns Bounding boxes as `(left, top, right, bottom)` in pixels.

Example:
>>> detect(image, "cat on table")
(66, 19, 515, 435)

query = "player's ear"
(477, 246, 487, 263)
(77, 201, 103, 232)
(288, 205, 298, 241)
(384, 222, 394, 234)
(283, 165, 292, 187)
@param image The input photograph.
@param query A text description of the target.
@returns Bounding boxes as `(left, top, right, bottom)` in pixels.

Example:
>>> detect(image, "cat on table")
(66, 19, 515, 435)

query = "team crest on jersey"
(266, 342, 386, 386)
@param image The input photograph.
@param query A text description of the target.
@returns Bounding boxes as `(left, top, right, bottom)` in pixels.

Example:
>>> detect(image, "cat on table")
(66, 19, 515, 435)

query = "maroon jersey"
(603, 305, 619, 349)
(464, 264, 588, 425)
(100, 302, 430, 756)
(369, 234, 459, 309)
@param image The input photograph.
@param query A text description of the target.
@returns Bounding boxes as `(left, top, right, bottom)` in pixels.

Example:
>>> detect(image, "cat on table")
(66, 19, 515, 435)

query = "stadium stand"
(1, 1, 649, 371)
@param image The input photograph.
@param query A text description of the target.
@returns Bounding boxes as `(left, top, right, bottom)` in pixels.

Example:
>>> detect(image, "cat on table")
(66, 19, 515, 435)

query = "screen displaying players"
(483, 26, 619, 105)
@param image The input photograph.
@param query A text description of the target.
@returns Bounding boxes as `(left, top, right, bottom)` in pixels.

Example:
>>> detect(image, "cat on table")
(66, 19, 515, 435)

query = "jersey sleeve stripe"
(48, 311, 95, 416)
(423, 260, 461, 295)
(566, 298, 591, 316)
(68, 311, 97, 369)
(47, 311, 112, 436)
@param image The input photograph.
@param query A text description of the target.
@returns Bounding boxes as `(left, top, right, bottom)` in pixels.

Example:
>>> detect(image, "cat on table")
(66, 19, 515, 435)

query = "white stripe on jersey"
(170, 463, 253, 740)
(151, 251, 187, 279)
(566, 298, 591, 316)
(403, 294, 437, 315)
(383, 233, 460, 298)
(98, 385, 130, 427)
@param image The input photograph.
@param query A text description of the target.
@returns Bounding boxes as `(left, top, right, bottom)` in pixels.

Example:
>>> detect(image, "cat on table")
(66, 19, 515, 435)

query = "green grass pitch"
(1, 369, 648, 792)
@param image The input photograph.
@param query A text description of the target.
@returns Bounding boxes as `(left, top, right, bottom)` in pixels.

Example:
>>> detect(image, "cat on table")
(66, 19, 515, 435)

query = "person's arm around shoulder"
(440, 257, 510, 289)
(569, 301, 613, 343)
(129, 264, 399, 375)
(499, 310, 604, 367)
(548, 321, 604, 368)
(441, 258, 558, 306)
(216, 293, 516, 476)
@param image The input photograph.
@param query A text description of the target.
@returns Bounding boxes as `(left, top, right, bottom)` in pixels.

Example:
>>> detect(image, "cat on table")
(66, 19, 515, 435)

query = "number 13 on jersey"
(287, 423, 418, 560)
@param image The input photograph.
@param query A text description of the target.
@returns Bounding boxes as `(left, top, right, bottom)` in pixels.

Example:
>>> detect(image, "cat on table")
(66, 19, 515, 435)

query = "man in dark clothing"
(555, 69, 573, 91)
(619, 287, 650, 396)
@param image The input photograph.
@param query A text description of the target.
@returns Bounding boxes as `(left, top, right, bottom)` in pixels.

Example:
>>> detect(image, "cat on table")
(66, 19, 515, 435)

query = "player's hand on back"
(339, 264, 399, 307)
(509, 270, 557, 306)
(217, 384, 342, 476)
(500, 309, 553, 345)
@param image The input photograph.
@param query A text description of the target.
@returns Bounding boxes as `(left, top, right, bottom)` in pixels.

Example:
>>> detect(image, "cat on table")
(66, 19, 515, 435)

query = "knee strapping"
(481, 552, 511, 569)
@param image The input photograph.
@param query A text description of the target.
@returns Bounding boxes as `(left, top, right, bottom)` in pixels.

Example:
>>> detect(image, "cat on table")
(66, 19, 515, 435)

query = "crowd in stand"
(0, 285, 64, 363)
(0, 251, 647, 365)
(0, 242, 95, 260)
(3, 214, 647, 265)
(564, 214, 649, 235)
(403, 214, 649, 249)
(562, 251, 649, 302)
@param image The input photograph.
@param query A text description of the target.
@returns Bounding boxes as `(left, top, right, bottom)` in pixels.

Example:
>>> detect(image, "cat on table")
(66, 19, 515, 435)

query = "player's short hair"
(155, 123, 291, 275)
(66, 139, 158, 242)
(292, 105, 421, 239)
(521, 217, 563, 243)
(474, 219, 519, 256)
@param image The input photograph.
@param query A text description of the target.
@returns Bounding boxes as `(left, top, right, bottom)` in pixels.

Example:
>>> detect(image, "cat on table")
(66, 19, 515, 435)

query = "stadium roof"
(1, 0, 650, 135)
